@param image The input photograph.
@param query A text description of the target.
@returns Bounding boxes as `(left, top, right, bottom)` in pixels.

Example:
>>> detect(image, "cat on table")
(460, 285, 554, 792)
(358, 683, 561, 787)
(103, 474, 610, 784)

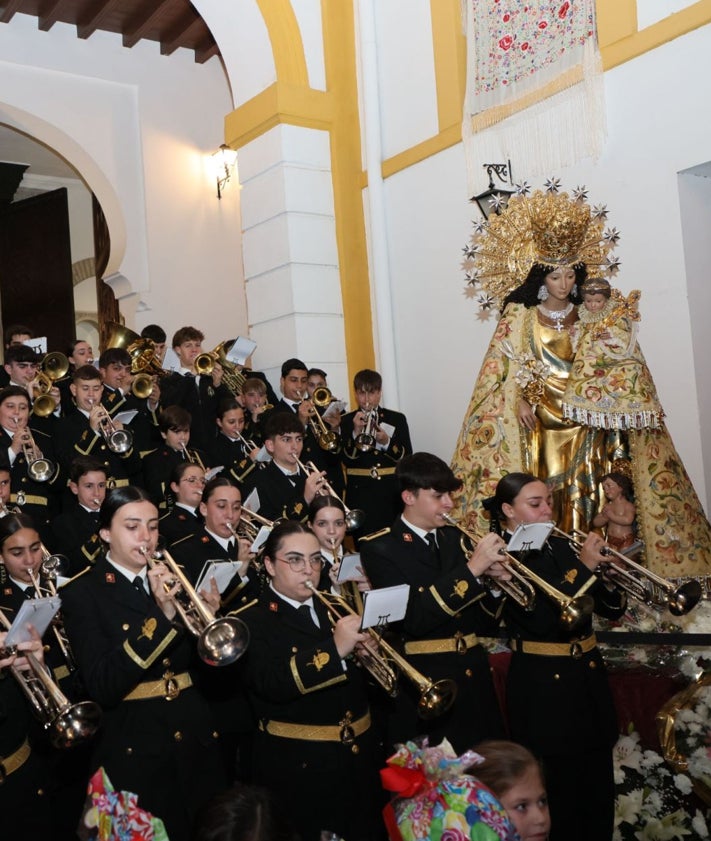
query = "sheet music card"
(336, 552, 364, 583)
(225, 336, 257, 366)
(196, 560, 243, 594)
(507, 521, 554, 552)
(360, 584, 410, 631)
(4, 596, 61, 646)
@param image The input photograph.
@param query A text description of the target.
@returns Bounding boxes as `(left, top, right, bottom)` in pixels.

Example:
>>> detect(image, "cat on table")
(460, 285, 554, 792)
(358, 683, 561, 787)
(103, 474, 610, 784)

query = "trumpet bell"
(318, 430, 340, 452)
(559, 594, 595, 632)
(107, 428, 133, 454)
(197, 616, 250, 667)
(28, 456, 55, 483)
(195, 353, 215, 376)
(345, 508, 366, 532)
(51, 700, 103, 750)
(32, 393, 58, 418)
(417, 678, 458, 720)
(312, 386, 333, 408)
(354, 433, 374, 452)
(42, 352, 70, 381)
(132, 372, 154, 399)
(668, 580, 703, 616)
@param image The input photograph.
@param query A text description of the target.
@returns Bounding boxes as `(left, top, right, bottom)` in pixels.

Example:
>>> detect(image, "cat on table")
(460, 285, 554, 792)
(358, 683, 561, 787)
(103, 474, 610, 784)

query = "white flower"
(641, 750, 665, 770)
(616, 789, 644, 826)
(614, 733, 644, 771)
(691, 811, 708, 837)
(673, 774, 693, 795)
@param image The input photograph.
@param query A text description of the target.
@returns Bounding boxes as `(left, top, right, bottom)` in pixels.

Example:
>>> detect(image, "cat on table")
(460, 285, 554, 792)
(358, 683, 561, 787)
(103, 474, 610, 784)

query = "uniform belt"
(0, 739, 31, 783)
(53, 664, 71, 682)
(11, 494, 48, 506)
(404, 632, 478, 655)
(109, 478, 130, 489)
(261, 711, 371, 745)
(123, 671, 192, 701)
(345, 466, 396, 479)
(509, 633, 597, 658)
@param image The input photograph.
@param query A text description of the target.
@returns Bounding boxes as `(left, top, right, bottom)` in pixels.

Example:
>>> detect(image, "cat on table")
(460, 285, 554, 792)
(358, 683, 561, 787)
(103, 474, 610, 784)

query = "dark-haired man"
(359, 451, 507, 753)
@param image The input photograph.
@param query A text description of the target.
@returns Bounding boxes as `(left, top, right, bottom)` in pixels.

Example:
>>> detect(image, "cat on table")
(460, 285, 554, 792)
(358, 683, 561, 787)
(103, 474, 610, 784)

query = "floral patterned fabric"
(382, 739, 518, 841)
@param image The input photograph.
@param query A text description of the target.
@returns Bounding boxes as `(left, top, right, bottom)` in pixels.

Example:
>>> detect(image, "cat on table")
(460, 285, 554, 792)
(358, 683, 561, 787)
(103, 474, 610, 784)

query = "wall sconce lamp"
(214, 143, 238, 199)
(471, 161, 515, 219)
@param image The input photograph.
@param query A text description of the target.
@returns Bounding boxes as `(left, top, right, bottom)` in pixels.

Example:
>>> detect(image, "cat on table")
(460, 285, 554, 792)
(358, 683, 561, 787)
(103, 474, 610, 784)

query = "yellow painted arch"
(256, 0, 309, 87)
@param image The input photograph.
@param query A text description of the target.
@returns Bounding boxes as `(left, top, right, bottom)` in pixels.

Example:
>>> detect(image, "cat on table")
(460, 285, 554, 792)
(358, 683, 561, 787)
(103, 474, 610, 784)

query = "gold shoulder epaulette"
(59, 565, 93, 587)
(227, 598, 258, 617)
(140, 448, 157, 458)
(170, 533, 194, 547)
(359, 527, 391, 542)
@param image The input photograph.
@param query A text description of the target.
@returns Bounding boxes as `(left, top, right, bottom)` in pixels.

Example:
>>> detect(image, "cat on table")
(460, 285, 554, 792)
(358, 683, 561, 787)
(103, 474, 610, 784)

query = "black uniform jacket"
(359, 519, 505, 751)
(141, 445, 209, 509)
(242, 460, 309, 522)
(51, 502, 102, 574)
(503, 535, 626, 756)
(240, 590, 379, 841)
(54, 411, 143, 487)
(60, 557, 224, 841)
(159, 373, 230, 452)
(206, 433, 258, 488)
(340, 406, 412, 536)
(159, 506, 200, 546)
(101, 386, 159, 455)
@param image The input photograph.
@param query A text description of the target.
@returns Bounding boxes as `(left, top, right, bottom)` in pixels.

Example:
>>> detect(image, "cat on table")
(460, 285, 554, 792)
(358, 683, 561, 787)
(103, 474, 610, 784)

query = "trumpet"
(329, 537, 364, 614)
(179, 442, 206, 472)
(354, 407, 378, 452)
(88, 399, 133, 454)
(304, 581, 457, 719)
(0, 608, 102, 749)
(441, 515, 594, 632)
(28, 549, 76, 672)
(299, 390, 340, 453)
(104, 322, 166, 381)
(232, 508, 278, 544)
(195, 341, 246, 396)
(139, 546, 249, 667)
(552, 527, 702, 616)
(131, 372, 157, 400)
(15, 421, 56, 483)
(295, 457, 365, 532)
(32, 352, 70, 418)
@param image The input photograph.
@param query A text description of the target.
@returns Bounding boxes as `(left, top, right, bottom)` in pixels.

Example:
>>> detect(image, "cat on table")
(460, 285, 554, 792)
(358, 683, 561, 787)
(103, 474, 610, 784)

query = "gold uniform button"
(122, 623, 130, 631)
(291, 647, 298, 654)
(126, 747, 133, 755)
(465, 669, 473, 678)
(351, 745, 360, 755)
(418, 586, 425, 593)
(162, 658, 171, 667)
(589, 661, 596, 669)
(212, 731, 219, 739)
(174, 731, 183, 742)
(553, 674, 560, 680)
(37, 788, 44, 796)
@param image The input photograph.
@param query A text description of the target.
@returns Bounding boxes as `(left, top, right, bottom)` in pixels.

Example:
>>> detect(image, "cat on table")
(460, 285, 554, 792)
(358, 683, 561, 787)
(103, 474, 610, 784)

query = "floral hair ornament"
(381, 738, 519, 841)
(462, 179, 621, 313)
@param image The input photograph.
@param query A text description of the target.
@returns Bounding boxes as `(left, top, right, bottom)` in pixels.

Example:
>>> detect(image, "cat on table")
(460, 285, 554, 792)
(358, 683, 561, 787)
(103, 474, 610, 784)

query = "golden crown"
(462, 181, 621, 310)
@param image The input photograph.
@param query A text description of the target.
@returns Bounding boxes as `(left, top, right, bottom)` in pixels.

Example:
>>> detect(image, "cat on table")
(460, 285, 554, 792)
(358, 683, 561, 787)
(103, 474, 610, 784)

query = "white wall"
(377, 23, 711, 508)
(0, 14, 245, 350)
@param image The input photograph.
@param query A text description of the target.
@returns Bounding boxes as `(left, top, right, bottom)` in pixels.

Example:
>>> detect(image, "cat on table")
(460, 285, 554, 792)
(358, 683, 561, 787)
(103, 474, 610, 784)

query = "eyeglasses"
(274, 556, 324, 572)
(181, 477, 206, 485)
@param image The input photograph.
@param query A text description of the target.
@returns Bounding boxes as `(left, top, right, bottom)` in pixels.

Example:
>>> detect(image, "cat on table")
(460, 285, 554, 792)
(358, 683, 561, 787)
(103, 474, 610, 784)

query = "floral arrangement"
(612, 729, 709, 840)
(675, 681, 711, 800)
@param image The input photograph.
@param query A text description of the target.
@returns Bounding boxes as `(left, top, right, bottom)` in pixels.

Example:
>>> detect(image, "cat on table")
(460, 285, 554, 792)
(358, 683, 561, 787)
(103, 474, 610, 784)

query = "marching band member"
(158, 460, 205, 546)
(60, 486, 226, 841)
(240, 377, 271, 448)
(140, 324, 167, 364)
(240, 521, 381, 841)
(50, 455, 106, 574)
(99, 347, 159, 455)
(207, 399, 260, 488)
(59, 339, 95, 415)
(486, 472, 626, 841)
(359, 452, 507, 753)
(341, 369, 412, 540)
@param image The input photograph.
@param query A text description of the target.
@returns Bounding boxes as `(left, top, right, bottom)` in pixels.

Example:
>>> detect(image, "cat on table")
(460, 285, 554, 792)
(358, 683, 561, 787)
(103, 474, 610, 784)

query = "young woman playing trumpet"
(485, 472, 626, 841)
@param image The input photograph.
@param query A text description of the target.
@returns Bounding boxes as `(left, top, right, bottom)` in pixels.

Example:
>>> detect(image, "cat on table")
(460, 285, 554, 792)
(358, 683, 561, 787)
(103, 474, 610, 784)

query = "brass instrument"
(295, 457, 365, 532)
(28, 550, 76, 672)
(330, 537, 364, 614)
(552, 527, 702, 617)
(139, 546, 249, 666)
(179, 442, 206, 472)
(441, 515, 594, 632)
(0, 608, 101, 749)
(15, 421, 56, 483)
(104, 322, 165, 398)
(300, 389, 340, 453)
(89, 400, 133, 454)
(354, 407, 378, 452)
(195, 340, 246, 396)
(233, 508, 278, 544)
(32, 352, 70, 418)
(304, 581, 457, 719)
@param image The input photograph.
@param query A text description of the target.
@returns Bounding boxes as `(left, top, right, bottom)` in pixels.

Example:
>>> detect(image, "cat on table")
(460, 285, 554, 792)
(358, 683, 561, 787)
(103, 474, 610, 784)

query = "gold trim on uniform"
(123, 627, 177, 669)
(260, 711, 371, 743)
(509, 633, 597, 658)
(290, 655, 347, 695)
(428, 583, 483, 616)
(0, 739, 31, 781)
(358, 527, 391, 543)
(123, 671, 192, 701)
(345, 466, 396, 478)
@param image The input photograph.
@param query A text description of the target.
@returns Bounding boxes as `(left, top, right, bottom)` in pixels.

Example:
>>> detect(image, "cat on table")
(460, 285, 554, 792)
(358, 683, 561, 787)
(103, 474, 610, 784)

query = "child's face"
(499, 766, 550, 841)
(583, 293, 607, 313)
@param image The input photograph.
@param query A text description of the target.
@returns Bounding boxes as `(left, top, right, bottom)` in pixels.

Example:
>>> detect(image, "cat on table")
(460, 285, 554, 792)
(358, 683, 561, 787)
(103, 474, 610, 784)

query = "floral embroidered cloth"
(381, 739, 518, 841)
(78, 767, 169, 841)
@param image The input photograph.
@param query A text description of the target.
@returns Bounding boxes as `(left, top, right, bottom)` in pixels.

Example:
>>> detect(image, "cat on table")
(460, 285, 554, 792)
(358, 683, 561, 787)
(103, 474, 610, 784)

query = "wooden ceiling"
(0, 0, 220, 64)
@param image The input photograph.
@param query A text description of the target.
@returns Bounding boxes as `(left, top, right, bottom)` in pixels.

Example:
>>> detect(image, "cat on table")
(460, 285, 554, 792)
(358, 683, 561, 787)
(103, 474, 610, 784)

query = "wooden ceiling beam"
(194, 38, 219, 65)
(0, 0, 24, 25)
(160, 13, 202, 57)
(38, 0, 69, 32)
(77, 0, 118, 40)
(122, 0, 171, 49)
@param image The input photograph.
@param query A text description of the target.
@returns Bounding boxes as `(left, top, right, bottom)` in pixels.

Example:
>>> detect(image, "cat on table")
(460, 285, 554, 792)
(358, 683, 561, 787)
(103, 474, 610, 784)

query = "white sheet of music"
(361, 584, 410, 630)
(507, 521, 554, 552)
(4, 596, 61, 646)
